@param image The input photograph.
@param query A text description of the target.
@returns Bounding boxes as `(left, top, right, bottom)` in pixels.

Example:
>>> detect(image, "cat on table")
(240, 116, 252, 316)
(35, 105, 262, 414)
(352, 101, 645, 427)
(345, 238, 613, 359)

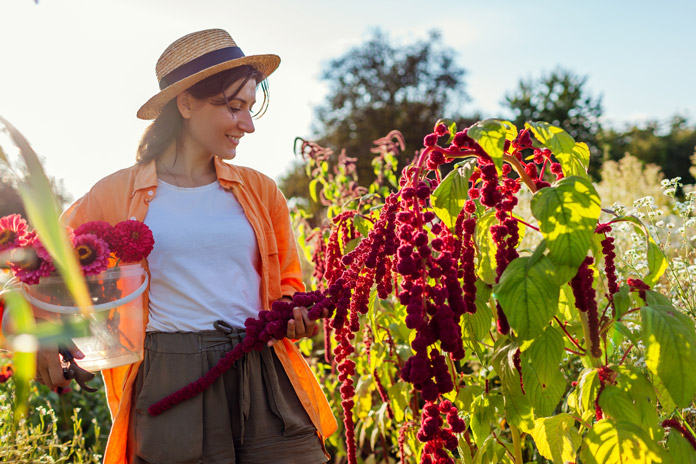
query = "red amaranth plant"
(662, 419, 696, 451)
(571, 256, 602, 357)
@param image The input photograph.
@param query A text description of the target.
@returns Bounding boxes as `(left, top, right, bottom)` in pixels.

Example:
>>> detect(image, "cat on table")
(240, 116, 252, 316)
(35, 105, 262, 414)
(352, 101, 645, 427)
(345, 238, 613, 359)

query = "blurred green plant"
(0, 373, 106, 462)
(0, 116, 93, 418)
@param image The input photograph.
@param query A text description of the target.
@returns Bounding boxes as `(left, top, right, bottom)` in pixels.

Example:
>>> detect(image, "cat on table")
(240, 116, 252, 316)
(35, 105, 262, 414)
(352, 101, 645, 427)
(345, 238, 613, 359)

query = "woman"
(49, 28, 336, 463)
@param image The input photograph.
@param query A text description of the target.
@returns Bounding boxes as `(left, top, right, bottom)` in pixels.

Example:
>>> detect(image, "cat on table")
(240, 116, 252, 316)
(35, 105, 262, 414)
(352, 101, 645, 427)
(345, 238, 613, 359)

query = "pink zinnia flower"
(0, 214, 29, 252)
(11, 232, 55, 285)
(73, 233, 110, 276)
(74, 221, 113, 244)
(110, 220, 154, 263)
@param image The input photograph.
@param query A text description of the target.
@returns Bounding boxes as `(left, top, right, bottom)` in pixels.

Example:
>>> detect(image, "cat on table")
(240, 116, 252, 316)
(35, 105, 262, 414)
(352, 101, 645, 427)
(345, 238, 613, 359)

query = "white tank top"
(144, 179, 262, 331)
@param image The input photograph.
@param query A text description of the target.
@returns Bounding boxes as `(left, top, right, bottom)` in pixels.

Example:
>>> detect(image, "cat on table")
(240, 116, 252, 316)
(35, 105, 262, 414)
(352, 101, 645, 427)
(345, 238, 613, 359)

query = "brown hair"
(136, 65, 268, 164)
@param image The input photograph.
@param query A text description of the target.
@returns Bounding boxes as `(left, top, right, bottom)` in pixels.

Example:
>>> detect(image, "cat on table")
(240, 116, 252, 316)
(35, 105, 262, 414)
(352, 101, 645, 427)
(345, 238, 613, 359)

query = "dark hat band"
(158, 46, 245, 90)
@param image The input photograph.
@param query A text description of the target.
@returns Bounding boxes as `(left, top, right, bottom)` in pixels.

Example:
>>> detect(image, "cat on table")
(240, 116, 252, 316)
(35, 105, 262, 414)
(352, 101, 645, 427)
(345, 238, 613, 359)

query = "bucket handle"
(4, 274, 149, 314)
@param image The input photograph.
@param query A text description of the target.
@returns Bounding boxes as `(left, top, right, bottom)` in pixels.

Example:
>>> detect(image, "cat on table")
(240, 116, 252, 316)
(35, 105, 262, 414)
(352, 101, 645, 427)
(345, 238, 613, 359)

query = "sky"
(0, 0, 694, 202)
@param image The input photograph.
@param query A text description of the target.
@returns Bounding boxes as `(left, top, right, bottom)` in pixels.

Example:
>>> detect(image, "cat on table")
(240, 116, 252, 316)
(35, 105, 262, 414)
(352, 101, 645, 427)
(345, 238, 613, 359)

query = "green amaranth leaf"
(491, 340, 535, 432)
(597, 366, 661, 441)
(430, 159, 474, 230)
(667, 428, 696, 463)
(613, 285, 631, 319)
(577, 368, 601, 415)
(526, 121, 576, 157)
(530, 413, 581, 464)
(475, 210, 499, 285)
(470, 393, 496, 447)
(494, 255, 560, 340)
(462, 281, 493, 347)
(531, 176, 601, 284)
(580, 419, 668, 463)
(467, 119, 513, 174)
(644, 237, 668, 286)
(522, 327, 566, 416)
(554, 141, 590, 179)
(353, 214, 371, 237)
(309, 178, 320, 203)
(641, 304, 696, 408)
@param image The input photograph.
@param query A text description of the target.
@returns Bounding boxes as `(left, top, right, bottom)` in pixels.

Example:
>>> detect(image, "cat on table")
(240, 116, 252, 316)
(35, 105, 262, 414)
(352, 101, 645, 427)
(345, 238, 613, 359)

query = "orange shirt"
(62, 157, 337, 464)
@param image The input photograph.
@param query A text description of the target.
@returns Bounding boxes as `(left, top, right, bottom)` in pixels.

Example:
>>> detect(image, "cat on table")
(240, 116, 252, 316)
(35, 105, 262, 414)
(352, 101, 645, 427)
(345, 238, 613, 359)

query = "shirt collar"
(133, 160, 158, 192)
(214, 157, 244, 185)
(132, 157, 244, 193)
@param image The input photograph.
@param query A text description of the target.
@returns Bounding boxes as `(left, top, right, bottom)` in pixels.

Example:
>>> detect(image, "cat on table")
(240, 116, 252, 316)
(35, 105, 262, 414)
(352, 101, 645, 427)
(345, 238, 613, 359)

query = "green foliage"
(431, 160, 473, 230)
(531, 176, 602, 282)
(468, 119, 516, 174)
(521, 327, 566, 417)
(291, 118, 696, 463)
(580, 419, 668, 463)
(494, 254, 560, 340)
(600, 115, 696, 185)
(0, 374, 108, 462)
(530, 413, 581, 463)
(641, 303, 696, 408)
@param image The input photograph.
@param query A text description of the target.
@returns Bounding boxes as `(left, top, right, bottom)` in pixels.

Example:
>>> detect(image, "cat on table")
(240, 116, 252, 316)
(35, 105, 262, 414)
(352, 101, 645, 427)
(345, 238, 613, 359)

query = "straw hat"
(137, 29, 280, 120)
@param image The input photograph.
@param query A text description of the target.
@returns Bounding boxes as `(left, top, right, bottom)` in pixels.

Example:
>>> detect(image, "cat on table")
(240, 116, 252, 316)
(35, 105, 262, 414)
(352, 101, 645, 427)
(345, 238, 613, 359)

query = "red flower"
(110, 220, 154, 262)
(74, 221, 113, 243)
(0, 214, 29, 252)
(73, 233, 110, 276)
(11, 232, 55, 285)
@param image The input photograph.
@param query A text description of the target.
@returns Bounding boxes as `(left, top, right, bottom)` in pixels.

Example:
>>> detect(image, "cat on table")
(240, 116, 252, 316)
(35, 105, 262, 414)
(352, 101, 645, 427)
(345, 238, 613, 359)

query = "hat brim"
(136, 54, 280, 120)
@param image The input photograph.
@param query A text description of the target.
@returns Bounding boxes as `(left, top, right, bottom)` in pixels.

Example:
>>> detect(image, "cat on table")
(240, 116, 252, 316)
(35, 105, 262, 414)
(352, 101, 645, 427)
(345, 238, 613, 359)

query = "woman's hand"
(35, 344, 83, 390)
(268, 300, 329, 347)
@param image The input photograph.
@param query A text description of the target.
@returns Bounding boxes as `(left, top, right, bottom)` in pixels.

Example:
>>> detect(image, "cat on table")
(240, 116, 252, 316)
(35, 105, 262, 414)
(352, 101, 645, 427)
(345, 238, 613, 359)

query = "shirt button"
(147, 190, 154, 196)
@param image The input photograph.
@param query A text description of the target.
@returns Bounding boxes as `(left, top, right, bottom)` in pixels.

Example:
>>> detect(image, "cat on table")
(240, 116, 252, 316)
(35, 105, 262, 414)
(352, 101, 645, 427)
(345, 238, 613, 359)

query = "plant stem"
(554, 316, 586, 353)
(446, 354, 461, 395)
(619, 343, 633, 365)
(514, 217, 540, 232)
(676, 409, 696, 441)
(510, 424, 523, 464)
(578, 311, 602, 367)
(492, 431, 515, 461)
(539, 158, 548, 180)
(503, 154, 537, 193)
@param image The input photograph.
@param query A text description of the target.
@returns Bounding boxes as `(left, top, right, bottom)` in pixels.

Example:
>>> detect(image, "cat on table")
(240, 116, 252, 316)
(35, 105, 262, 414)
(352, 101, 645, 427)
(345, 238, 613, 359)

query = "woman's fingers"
(267, 306, 323, 346)
(292, 307, 307, 337)
(36, 347, 70, 390)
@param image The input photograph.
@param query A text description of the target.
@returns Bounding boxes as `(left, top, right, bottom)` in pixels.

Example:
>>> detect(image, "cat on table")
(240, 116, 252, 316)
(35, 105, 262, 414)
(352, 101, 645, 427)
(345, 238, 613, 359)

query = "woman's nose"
(239, 110, 255, 134)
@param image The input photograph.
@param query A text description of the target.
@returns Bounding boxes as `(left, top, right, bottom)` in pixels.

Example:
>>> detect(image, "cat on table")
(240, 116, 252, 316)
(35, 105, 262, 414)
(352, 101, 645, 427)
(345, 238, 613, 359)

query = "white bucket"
(6, 264, 148, 372)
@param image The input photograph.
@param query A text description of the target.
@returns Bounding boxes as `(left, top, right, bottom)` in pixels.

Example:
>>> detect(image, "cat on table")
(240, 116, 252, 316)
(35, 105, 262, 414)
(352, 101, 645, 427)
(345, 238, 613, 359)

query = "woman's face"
(180, 77, 257, 160)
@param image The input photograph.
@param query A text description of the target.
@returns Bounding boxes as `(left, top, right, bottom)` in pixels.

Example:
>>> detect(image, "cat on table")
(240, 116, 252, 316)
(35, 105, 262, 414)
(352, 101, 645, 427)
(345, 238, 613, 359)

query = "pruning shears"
(58, 346, 97, 392)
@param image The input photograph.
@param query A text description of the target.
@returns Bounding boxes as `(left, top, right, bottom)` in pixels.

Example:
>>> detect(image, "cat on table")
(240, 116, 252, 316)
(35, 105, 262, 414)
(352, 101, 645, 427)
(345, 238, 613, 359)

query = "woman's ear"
(177, 92, 194, 119)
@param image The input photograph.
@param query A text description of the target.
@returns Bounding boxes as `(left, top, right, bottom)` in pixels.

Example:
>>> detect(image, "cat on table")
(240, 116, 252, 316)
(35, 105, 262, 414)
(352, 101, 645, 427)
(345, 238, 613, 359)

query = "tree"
(280, 29, 473, 207)
(503, 68, 603, 175)
(600, 116, 696, 185)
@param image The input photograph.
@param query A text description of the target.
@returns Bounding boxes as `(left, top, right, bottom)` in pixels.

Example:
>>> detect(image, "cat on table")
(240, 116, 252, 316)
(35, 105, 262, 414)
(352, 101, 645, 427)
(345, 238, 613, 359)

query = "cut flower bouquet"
(1, 214, 154, 285)
(1, 214, 154, 377)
